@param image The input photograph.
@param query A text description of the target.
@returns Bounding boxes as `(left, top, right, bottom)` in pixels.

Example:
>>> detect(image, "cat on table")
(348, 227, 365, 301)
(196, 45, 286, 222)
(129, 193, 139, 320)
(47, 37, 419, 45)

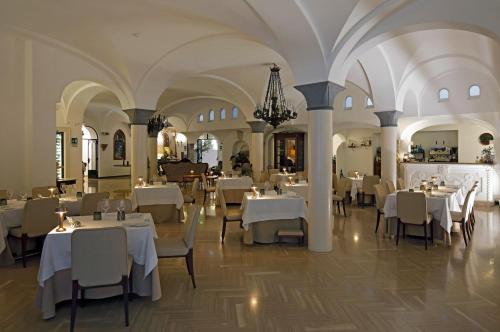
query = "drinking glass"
(101, 199, 110, 213)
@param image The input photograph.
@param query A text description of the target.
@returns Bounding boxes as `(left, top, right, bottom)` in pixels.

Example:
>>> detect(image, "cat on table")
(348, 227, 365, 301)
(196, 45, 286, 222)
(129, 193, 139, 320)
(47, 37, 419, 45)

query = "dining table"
(215, 176, 253, 205)
(269, 173, 297, 185)
(36, 212, 161, 319)
(0, 197, 81, 265)
(347, 176, 363, 200)
(130, 183, 184, 222)
(284, 182, 309, 202)
(240, 191, 307, 244)
(383, 186, 465, 245)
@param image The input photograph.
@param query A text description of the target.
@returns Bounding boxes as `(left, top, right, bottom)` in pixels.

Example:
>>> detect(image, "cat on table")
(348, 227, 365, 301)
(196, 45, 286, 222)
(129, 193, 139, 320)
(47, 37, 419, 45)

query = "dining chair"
(347, 170, 357, 177)
(469, 183, 478, 230)
(0, 190, 8, 199)
(451, 189, 473, 247)
(373, 184, 387, 233)
(359, 175, 380, 207)
(201, 174, 216, 205)
(8, 197, 59, 267)
(183, 178, 199, 204)
(97, 199, 133, 213)
(80, 192, 110, 215)
(332, 173, 338, 193)
(397, 178, 405, 190)
(155, 204, 201, 288)
(218, 188, 243, 243)
(332, 178, 348, 217)
(70, 227, 132, 332)
(396, 191, 434, 250)
(384, 180, 396, 194)
(32, 186, 54, 198)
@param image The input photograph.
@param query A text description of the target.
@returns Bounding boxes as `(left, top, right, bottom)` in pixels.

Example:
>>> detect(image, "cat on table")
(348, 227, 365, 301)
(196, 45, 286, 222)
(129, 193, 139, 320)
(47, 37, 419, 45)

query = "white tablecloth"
(270, 173, 296, 185)
(284, 183, 309, 202)
(38, 213, 158, 286)
(216, 176, 253, 190)
(383, 188, 462, 235)
(130, 184, 184, 210)
(241, 192, 306, 230)
(347, 177, 363, 199)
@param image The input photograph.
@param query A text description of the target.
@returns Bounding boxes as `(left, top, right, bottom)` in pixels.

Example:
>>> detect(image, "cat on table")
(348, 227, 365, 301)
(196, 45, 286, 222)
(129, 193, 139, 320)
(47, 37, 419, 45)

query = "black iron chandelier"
(147, 114, 172, 135)
(254, 64, 297, 128)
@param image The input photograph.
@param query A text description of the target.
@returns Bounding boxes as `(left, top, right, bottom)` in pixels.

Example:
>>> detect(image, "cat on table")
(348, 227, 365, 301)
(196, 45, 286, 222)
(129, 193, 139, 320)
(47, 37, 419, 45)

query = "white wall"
(335, 128, 379, 176)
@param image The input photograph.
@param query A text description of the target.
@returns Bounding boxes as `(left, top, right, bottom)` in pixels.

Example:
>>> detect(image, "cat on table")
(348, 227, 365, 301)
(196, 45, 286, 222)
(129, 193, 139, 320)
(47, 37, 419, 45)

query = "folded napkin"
(122, 220, 149, 227)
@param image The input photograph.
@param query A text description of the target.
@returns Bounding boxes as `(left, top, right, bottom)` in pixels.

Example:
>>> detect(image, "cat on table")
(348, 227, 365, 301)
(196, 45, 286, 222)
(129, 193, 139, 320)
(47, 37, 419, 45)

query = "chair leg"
(122, 276, 129, 327)
(80, 288, 86, 307)
(221, 218, 227, 243)
(129, 266, 134, 302)
(21, 234, 27, 268)
(403, 224, 406, 238)
(430, 220, 434, 244)
(375, 210, 380, 233)
(70, 281, 79, 332)
(185, 249, 196, 288)
(203, 190, 207, 205)
(423, 222, 428, 250)
(461, 223, 468, 247)
(342, 201, 346, 217)
(396, 219, 401, 246)
(361, 193, 365, 208)
(466, 221, 472, 241)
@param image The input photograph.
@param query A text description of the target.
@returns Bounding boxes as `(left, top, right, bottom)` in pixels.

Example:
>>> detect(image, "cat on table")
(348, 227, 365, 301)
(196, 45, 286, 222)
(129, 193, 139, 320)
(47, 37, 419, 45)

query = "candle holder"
(49, 187, 57, 198)
(251, 185, 258, 198)
(137, 176, 144, 187)
(354, 171, 359, 179)
(288, 176, 293, 185)
(190, 169, 194, 175)
(221, 171, 225, 178)
(55, 206, 68, 232)
(282, 168, 286, 175)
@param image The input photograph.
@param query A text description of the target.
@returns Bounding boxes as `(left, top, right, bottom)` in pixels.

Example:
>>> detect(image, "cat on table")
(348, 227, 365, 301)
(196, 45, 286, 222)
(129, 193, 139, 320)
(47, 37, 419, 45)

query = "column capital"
(247, 121, 267, 133)
(295, 81, 345, 111)
(123, 108, 155, 125)
(375, 110, 401, 127)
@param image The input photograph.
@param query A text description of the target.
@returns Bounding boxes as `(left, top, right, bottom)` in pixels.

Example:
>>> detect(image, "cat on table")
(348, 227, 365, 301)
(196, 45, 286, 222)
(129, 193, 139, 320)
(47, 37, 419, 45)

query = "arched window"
(344, 96, 353, 110)
(438, 88, 449, 101)
(469, 85, 480, 97)
(208, 109, 215, 122)
(113, 129, 126, 160)
(197, 114, 204, 123)
(232, 106, 239, 119)
(220, 108, 226, 120)
(366, 97, 374, 108)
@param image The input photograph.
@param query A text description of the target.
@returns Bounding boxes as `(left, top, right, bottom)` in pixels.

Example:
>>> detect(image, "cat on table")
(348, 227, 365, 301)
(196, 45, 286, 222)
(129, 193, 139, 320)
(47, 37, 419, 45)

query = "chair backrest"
(363, 175, 380, 195)
(468, 188, 477, 215)
(32, 186, 53, 198)
(201, 173, 209, 190)
(71, 227, 128, 287)
(183, 204, 202, 249)
(191, 178, 199, 198)
(373, 184, 387, 210)
(347, 170, 357, 177)
(459, 189, 473, 219)
(396, 191, 427, 225)
(0, 190, 8, 199)
(22, 197, 59, 237)
(259, 171, 269, 183)
(397, 178, 405, 190)
(332, 174, 338, 190)
(342, 177, 352, 195)
(384, 180, 396, 194)
(97, 199, 133, 213)
(268, 168, 279, 175)
(218, 188, 228, 217)
(80, 192, 110, 215)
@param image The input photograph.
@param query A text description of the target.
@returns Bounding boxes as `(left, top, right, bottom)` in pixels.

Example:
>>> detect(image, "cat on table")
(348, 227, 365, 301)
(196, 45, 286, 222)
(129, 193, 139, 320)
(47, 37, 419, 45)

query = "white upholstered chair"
(9, 197, 59, 267)
(155, 204, 201, 288)
(397, 178, 405, 190)
(373, 184, 387, 233)
(332, 178, 349, 216)
(80, 192, 110, 215)
(70, 227, 132, 331)
(218, 188, 243, 243)
(359, 175, 380, 207)
(32, 186, 54, 198)
(183, 178, 199, 204)
(396, 191, 434, 250)
(201, 174, 216, 205)
(384, 180, 396, 194)
(451, 188, 474, 247)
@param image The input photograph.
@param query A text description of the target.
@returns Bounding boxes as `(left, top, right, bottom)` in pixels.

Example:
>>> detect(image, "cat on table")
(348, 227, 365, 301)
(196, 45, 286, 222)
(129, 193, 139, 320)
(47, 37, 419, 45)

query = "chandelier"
(147, 114, 172, 135)
(254, 64, 297, 128)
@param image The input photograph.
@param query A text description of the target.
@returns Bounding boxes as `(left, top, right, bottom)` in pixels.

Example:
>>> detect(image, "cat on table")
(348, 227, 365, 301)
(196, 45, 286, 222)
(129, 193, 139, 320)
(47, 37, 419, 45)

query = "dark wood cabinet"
(273, 132, 305, 172)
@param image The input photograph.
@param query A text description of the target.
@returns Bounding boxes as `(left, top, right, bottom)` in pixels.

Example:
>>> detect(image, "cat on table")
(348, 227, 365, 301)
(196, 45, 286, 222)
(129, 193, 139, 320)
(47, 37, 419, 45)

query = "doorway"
(195, 133, 219, 167)
(82, 125, 98, 178)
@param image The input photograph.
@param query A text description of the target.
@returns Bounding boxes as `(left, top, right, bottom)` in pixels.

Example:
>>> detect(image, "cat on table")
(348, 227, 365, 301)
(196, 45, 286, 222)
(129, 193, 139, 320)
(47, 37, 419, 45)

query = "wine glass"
(101, 199, 110, 214)
(118, 199, 126, 213)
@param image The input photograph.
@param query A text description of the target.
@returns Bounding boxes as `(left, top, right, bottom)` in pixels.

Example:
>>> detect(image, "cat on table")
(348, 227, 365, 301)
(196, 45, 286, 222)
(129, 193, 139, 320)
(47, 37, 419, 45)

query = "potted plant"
(480, 146, 495, 164)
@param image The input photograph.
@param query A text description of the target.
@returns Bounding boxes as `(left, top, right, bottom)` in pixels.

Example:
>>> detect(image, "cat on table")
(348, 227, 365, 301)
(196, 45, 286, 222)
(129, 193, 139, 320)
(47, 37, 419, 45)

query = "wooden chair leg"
(185, 249, 196, 288)
(80, 288, 86, 307)
(375, 210, 380, 233)
(403, 224, 406, 238)
(430, 220, 434, 244)
(342, 201, 346, 217)
(122, 276, 129, 327)
(129, 266, 134, 302)
(423, 222, 428, 250)
(461, 223, 468, 247)
(70, 281, 79, 332)
(21, 234, 27, 268)
(396, 219, 401, 246)
(221, 218, 227, 243)
(361, 193, 365, 208)
(203, 190, 207, 205)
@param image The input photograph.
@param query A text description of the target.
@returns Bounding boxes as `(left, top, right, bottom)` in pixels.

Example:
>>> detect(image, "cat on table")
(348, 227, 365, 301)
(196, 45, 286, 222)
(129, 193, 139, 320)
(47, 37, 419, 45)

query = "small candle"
(190, 170, 194, 174)
(288, 176, 293, 185)
(251, 185, 258, 198)
(49, 187, 56, 198)
(55, 206, 67, 232)
(138, 177, 144, 187)
(221, 171, 225, 178)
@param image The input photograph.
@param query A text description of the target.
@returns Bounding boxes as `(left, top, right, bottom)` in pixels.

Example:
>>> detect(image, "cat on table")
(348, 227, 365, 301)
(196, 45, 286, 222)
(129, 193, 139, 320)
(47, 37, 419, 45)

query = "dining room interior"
(1, 1, 500, 331)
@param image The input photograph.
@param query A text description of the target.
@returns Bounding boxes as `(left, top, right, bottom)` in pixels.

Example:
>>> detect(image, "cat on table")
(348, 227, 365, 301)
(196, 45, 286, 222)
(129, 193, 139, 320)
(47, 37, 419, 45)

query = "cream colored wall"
(335, 128, 379, 176)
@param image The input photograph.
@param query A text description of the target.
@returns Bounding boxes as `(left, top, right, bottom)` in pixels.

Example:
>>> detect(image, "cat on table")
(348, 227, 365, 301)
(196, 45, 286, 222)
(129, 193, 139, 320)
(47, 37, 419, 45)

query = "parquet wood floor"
(1, 191, 499, 331)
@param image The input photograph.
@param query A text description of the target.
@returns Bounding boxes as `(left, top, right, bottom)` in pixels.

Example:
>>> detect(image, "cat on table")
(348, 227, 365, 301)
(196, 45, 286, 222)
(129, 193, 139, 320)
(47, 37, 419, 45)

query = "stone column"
(147, 129, 160, 181)
(247, 121, 267, 180)
(375, 111, 401, 186)
(295, 81, 344, 252)
(124, 109, 155, 186)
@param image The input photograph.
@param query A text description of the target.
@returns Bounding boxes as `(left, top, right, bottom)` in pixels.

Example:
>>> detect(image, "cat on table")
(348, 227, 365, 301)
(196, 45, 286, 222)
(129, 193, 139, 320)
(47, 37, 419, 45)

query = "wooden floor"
(1, 185, 500, 331)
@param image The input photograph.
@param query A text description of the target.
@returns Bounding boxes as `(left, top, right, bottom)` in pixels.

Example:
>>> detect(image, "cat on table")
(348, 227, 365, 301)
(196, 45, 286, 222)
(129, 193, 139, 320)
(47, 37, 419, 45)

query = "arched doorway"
(195, 133, 219, 167)
(82, 125, 98, 178)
